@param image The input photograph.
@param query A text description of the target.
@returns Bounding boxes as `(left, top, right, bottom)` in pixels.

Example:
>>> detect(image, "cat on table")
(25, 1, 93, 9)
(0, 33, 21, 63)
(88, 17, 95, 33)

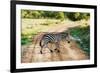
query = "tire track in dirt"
(21, 40, 89, 63)
(21, 22, 89, 63)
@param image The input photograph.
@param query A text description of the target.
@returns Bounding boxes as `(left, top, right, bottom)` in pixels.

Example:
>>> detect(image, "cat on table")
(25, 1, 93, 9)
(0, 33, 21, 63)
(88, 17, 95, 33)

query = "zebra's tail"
(33, 32, 46, 49)
(39, 36, 45, 48)
(39, 39, 42, 48)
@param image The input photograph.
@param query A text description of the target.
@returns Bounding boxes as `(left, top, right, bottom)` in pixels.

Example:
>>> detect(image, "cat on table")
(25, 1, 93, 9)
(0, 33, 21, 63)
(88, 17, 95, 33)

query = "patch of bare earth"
(21, 21, 89, 63)
(21, 39, 89, 63)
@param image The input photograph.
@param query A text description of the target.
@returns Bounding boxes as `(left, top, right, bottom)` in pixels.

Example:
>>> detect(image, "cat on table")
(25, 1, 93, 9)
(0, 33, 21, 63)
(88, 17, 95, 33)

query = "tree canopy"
(21, 10, 90, 21)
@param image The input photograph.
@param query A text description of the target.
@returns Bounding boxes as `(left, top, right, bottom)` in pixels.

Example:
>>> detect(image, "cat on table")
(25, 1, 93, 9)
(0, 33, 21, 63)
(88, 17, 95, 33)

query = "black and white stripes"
(39, 32, 70, 54)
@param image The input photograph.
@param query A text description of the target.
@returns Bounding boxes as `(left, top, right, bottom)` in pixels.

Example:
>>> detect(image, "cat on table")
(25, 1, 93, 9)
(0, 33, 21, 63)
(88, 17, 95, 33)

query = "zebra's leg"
(55, 42, 60, 53)
(40, 45, 45, 54)
(40, 46, 53, 54)
(40, 39, 45, 54)
(40, 47, 43, 54)
(55, 48, 60, 53)
(50, 49, 53, 53)
(47, 47, 53, 53)
(47, 45, 53, 53)
(40, 44, 47, 54)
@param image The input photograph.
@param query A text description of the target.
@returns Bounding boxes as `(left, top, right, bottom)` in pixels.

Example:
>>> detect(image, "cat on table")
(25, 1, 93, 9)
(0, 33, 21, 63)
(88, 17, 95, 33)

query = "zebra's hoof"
(50, 50, 53, 53)
(55, 49, 60, 53)
(57, 50, 60, 53)
(40, 51, 43, 54)
(54, 49, 57, 50)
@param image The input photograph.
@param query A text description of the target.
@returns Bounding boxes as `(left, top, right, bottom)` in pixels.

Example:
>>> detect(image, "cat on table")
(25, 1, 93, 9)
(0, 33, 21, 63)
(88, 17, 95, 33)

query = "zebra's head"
(61, 31, 71, 43)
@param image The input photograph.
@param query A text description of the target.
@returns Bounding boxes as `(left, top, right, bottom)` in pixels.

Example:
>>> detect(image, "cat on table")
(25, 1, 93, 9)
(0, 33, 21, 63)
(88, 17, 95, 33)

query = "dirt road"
(21, 39, 89, 63)
(21, 20, 89, 63)
(45, 21, 82, 32)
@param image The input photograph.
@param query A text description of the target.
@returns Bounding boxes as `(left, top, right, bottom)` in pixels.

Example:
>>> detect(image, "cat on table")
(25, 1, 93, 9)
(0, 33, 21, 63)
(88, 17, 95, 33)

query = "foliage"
(21, 35, 31, 45)
(21, 33, 36, 45)
(21, 10, 90, 56)
(69, 25, 90, 55)
(21, 10, 90, 21)
(67, 12, 90, 21)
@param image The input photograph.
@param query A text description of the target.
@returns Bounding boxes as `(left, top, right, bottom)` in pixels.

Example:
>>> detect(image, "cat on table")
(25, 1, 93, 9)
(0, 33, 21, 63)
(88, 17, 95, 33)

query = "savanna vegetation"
(21, 10, 90, 21)
(69, 25, 90, 55)
(21, 10, 90, 55)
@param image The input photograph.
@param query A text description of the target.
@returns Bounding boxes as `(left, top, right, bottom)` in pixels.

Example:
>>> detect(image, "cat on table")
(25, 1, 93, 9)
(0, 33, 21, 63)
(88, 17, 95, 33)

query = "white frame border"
(16, 4, 95, 69)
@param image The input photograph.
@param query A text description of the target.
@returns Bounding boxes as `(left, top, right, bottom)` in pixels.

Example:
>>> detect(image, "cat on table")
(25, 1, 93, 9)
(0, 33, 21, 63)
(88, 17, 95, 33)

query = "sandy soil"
(21, 20, 89, 63)
(21, 37, 89, 63)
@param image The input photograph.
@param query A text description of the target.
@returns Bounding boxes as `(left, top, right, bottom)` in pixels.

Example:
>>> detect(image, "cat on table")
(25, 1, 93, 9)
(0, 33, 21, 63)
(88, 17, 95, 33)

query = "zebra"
(39, 32, 71, 54)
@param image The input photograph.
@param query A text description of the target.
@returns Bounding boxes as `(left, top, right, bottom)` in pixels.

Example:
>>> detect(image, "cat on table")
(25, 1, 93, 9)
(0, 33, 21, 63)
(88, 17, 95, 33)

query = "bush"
(67, 12, 90, 21)
(69, 26, 90, 55)
(21, 34, 33, 45)
(21, 10, 90, 21)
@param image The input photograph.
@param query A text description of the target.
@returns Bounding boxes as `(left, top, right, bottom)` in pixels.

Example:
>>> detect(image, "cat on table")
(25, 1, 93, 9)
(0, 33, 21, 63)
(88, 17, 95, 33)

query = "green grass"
(21, 33, 36, 45)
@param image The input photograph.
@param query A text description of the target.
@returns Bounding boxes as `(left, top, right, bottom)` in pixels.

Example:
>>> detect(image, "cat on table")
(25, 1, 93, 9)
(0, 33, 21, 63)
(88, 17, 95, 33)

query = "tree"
(56, 12, 65, 21)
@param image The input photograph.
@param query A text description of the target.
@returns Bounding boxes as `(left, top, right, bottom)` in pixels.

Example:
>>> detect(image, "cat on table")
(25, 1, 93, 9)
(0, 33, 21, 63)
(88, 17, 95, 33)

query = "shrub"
(69, 25, 90, 55)
(67, 12, 90, 21)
